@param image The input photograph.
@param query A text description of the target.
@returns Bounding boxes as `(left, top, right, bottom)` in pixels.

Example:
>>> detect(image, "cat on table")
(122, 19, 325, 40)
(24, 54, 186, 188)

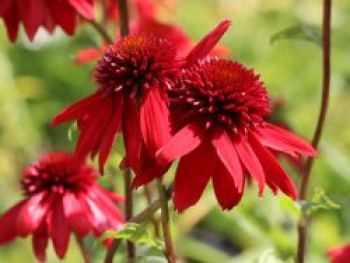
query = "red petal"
(83, 195, 109, 234)
(156, 122, 205, 165)
(75, 96, 114, 161)
(63, 192, 91, 237)
(0, 0, 12, 16)
(16, 192, 50, 237)
(249, 132, 297, 200)
(51, 93, 99, 127)
(18, 0, 46, 40)
(257, 124, 317, 157)
(123, 94, 141, 173)
(3, 3, 20, 42)
(211, 129, 244, 192)
(134, 0, 156, 19)
(185, 20, 231, 65)
(51, 198, 70, 259)
(132, 142, 170, 188)
(98, 98, 123, 174)
(68, 0, 94, 20)
(212, 162, 244, 210)
(140, 87, 171, 155)
(33, 222, 49, 262)
(74, 48, 102, 65)
(173, 141, 216, 212)
(0, 201, 25, 243)
(48, 0, 76, 35)
(234, 133, 265, 195)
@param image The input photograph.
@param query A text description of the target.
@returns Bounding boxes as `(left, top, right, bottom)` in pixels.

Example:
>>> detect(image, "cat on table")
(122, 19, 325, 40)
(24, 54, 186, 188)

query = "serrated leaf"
(99, 223, 163, 250)
(298, 188, 340, 215)
(270, 24, 321, 47)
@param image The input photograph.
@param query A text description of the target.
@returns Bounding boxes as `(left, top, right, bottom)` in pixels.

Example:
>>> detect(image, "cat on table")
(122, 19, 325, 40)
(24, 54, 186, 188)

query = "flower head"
(156, 58, 317, 212)
(52, 21, 231, 179)
(0, 0, 94, 42)
(328, 243, 350, 263)
(0, 152, 124, 261)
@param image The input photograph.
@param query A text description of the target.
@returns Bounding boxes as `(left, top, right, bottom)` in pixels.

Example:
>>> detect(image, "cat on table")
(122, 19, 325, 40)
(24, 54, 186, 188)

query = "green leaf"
(270, 24, 321, 47)
(298, 188, 340, 215)
(99, 223, 163, 250)
(67, 122, 78, 141)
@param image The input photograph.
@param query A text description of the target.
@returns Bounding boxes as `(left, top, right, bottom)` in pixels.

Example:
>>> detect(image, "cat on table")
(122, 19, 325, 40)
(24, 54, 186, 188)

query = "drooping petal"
(48, 0, 77, 35)
(3, 3, 20, 42)
(234, 133, 265, 195)
(0, 0, 13, 16)
(123, 94, 141, 173)
(156, 122, 205, 165)
(212, 162, 244, 210)
(211, 129, 243, 191)
(68, 0, 94, 20)
(51, 198, 70, 259)
(249, 132, 297, 200)
(173, 141, 216, 212)
(51, 93, 100, 127)
(33, 222, 49, 262)
(82, 194, 109, 234)
(63, 192, 91, 237)
(98, 97, 123, 174)
(16, 192, 50, 237)
(18, 0, 46, 40)
(0, 201, 25, 243)
(257, 124, 317, 157)
(74, 48, 103, 65)
(140, 87, 171, 155)
(185, 20, 231, 66)
(132, 142, 170, 188)
(75, 96, 114, 161)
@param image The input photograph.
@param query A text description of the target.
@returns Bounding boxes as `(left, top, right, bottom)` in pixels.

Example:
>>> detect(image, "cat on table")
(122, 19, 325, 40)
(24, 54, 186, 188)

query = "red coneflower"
(0, 152, 124, 261)
(0, 0, 94, 41)
(155, 58, 317, 212)
(327, 244, 350, 263)
(52, 21, 231, 180)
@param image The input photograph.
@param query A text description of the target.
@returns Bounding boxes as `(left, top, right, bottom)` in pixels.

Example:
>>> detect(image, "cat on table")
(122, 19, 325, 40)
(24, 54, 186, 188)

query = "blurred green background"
(0, 0, 349, 262)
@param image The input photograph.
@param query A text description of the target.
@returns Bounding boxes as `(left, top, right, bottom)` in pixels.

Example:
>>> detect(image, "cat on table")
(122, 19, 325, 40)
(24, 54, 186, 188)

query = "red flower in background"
(0, 152, 124, 261)
(52, 21, 231, 181)
(0, 0, 94, 42)
(155, 59, 317, 212)
(328, 244, 350, 263)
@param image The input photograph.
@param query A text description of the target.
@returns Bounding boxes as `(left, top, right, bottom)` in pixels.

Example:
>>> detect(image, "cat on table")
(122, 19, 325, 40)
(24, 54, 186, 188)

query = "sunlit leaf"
(298, 188, 340, 215)
(99, 223, 163, 250)
(270, 24, 321, 47)
(257, 248, 287, 263)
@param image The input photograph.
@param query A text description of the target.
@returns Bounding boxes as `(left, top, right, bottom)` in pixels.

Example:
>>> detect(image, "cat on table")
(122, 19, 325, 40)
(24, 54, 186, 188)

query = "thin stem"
(80, 16, 113, 43)
(144, 184, 160, 237)
(104, 239, 122, 263)
(124, 168, 135, 259)
(296, 0, 332, 262)
(117, 0, 130, 36)
(76, 235, 91, 263)
(157, 179, 177, 263)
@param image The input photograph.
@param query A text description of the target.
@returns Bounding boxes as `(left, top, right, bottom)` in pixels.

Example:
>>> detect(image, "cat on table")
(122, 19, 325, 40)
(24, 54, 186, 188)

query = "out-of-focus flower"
(328, 243, 350, 263)
(0, 0, 94, 42)
(52, 21, 231, 181)
(0, 152, 124, 261)
(155, 59, 317, 212)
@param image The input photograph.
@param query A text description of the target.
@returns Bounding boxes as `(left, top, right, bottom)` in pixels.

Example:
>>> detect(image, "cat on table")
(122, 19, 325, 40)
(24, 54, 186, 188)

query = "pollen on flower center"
(170, 59, 270, 132)
(21, 153, 94, 196)
(95, 33, 179, 96)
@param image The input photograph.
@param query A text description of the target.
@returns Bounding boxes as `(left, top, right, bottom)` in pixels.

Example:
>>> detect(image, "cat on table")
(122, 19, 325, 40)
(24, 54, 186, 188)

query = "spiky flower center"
(95, 33, 179, 96)
(170, 59, 270, 132)
(21, 153, 95, 196)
